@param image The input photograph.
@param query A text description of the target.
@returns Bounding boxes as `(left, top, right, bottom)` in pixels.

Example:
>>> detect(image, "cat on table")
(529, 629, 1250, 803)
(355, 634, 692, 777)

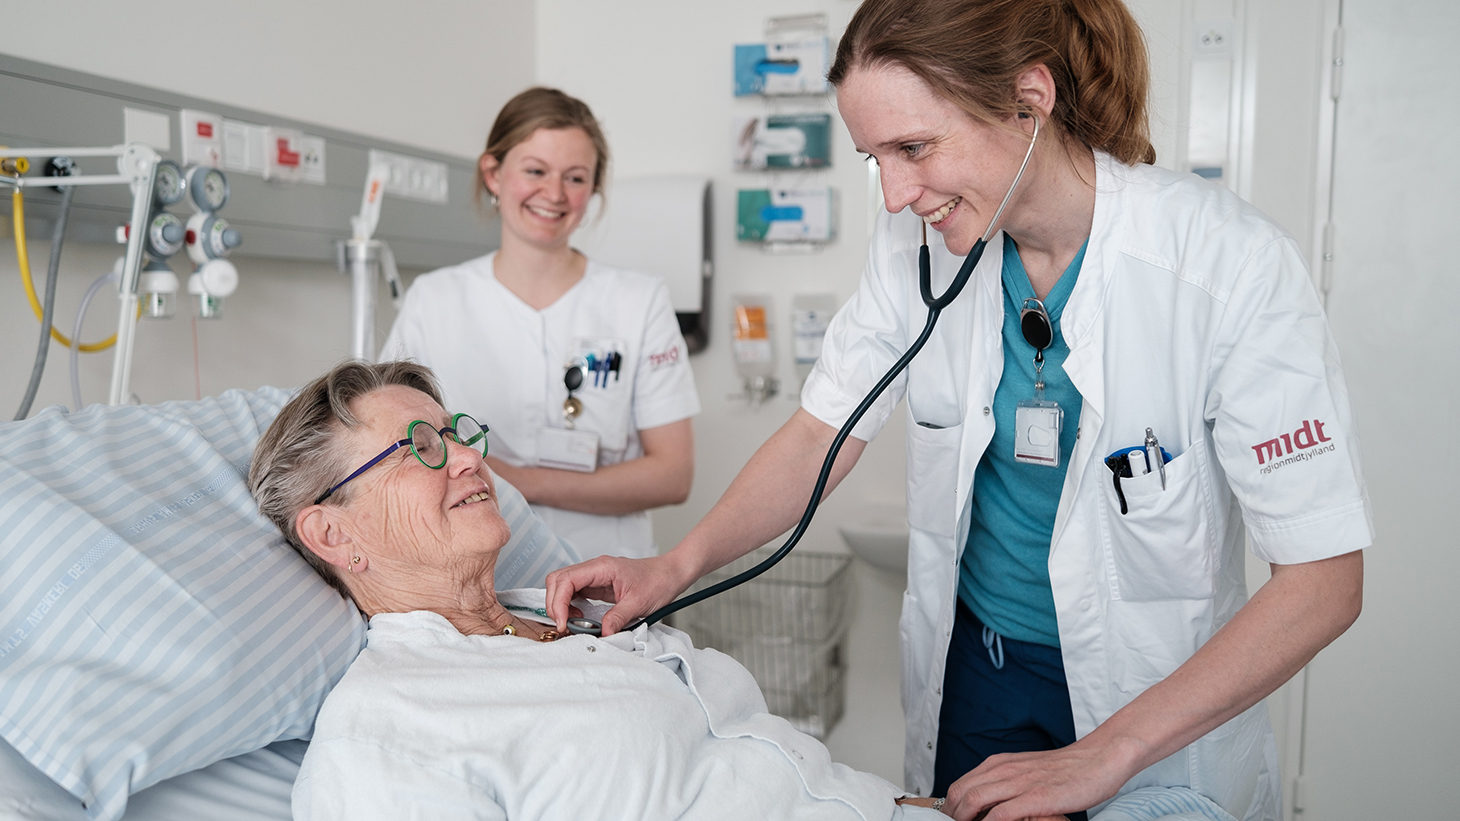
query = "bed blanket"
(293, 596, 918, 820)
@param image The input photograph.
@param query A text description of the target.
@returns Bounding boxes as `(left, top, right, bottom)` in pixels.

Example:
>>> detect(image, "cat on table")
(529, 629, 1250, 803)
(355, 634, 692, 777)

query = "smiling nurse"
(383, 88, 700, 562)
(548, 1, 1371, 819)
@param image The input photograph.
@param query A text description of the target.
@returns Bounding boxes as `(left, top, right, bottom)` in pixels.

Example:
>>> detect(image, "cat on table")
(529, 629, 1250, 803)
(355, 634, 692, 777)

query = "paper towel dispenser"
(571, 175, 713, 353)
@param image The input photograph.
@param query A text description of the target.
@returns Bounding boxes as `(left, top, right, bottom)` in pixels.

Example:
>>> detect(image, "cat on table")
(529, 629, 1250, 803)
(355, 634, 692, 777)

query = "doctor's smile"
(921, 196, 961, 226)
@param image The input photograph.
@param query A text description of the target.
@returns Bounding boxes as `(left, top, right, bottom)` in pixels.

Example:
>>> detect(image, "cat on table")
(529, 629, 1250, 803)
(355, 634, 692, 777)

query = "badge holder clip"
(1014, 298, 1063, 467)
(540, 361, 598, 472)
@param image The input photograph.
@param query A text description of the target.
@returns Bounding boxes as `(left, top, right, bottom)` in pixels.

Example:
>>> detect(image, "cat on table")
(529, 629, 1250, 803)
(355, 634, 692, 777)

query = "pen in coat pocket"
(1145, 427, 1166, 490)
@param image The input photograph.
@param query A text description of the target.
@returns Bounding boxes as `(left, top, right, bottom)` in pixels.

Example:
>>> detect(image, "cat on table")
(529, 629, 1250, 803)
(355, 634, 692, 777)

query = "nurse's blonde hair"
(827, 0, 1156, 166)
(476, 86, 611, 207)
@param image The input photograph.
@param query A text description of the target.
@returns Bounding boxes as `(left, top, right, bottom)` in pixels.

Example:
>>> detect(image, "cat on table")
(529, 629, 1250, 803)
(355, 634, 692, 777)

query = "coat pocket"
(905, 419, 963, 538)
(1098, 434, 1218, 601)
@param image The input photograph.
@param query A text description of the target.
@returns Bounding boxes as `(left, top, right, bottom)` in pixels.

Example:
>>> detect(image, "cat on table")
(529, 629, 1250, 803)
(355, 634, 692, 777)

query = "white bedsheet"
(293, 597, 925, 821)
(0, 736, 297, 821)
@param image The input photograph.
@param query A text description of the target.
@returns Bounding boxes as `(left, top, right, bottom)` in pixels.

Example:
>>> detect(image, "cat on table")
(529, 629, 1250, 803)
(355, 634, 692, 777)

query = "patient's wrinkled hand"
(545, 553, 693, 635)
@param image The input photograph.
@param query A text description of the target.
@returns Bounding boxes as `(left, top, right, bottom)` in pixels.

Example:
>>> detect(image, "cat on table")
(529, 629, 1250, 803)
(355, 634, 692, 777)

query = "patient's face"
(335, 386, 512, 575)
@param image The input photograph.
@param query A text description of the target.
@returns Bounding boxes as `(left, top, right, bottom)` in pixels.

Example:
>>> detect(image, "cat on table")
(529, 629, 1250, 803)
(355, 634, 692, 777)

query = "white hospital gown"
(293, 603, 936, 821)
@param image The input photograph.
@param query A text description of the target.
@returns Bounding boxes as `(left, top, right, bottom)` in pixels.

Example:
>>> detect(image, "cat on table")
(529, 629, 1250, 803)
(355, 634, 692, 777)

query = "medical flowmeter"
(178, 165, 241, 319)
(185, 212, 242, 263)
(135, 160, 188, 319)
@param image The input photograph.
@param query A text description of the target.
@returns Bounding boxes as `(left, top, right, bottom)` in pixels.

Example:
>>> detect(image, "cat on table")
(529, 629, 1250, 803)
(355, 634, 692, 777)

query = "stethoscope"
(612, 114, 1043, 634)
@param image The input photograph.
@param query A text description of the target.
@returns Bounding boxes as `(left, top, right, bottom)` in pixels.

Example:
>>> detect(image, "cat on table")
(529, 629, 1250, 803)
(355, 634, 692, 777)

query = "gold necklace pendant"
(499, 621, 559, 642)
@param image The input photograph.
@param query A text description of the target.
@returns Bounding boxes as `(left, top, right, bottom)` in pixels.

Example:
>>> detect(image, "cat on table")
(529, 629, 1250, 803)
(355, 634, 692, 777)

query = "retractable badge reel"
(562, 363, 585, 429)
(537, 362, 600, 472)
(1014, 298, 1063, 467)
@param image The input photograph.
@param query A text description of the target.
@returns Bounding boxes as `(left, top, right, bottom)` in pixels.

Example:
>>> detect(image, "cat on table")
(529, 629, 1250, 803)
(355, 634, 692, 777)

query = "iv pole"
(1, 143, 160, 405)
(339, 161, 403, 362)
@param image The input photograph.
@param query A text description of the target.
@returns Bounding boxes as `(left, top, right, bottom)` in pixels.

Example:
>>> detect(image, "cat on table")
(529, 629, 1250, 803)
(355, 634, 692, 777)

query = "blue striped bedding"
(0, 388, 580, 820)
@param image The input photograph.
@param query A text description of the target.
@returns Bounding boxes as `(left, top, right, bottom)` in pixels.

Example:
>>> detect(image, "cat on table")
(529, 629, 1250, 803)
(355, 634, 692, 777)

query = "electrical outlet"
(299, 136, 326, 185)
(180, 109, 222, 167)
(369, 149, 449, 204)
(1193, 19, 1235, 59)
(263, 126, 304, 183)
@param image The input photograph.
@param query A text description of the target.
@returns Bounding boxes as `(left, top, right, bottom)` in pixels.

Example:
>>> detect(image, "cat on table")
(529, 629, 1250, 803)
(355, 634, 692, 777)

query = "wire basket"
(674, 548, 853, 738)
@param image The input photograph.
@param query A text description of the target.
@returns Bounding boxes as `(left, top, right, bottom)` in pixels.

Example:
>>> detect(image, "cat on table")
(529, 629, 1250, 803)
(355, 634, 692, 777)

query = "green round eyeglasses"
(315, 413, 488, 505)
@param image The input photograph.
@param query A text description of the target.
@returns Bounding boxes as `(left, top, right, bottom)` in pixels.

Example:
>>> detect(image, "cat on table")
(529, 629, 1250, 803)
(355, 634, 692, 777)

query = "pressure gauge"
(153, 160, 187, 206)
(185, 165, 229, 212)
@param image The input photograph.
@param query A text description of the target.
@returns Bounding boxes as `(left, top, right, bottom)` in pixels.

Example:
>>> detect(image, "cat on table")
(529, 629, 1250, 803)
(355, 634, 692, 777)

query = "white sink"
(837, 505, 909, 576)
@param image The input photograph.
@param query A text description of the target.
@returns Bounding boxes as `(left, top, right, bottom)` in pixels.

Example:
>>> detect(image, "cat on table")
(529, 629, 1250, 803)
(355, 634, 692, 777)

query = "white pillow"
(0, 388, 580, 821)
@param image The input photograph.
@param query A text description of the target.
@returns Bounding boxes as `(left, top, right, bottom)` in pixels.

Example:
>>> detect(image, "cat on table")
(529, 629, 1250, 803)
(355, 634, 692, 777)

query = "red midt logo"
(647, 347, 680, 370)
(1252, 419, 1335, 474)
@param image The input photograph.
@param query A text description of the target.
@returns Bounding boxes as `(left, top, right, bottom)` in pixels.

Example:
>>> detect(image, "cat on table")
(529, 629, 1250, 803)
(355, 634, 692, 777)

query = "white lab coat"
(383, 254, 701, 560)
(292, 600, 941, 821)
(801, 154, 1373, 819)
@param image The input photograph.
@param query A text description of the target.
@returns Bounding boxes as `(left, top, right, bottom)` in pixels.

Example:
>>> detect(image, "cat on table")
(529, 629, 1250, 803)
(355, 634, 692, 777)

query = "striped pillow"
(0, 388, 580, 821)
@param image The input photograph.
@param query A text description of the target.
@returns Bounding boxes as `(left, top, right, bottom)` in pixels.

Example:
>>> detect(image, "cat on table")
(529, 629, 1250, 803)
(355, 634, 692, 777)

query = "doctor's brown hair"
(249, 359, 444, 603)
(476, 86, 611, 207)
(827, 0, 1156, 166)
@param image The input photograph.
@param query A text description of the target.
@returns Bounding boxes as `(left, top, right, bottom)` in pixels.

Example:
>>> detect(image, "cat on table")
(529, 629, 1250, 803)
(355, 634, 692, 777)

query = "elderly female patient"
(246, 360, 948, 821)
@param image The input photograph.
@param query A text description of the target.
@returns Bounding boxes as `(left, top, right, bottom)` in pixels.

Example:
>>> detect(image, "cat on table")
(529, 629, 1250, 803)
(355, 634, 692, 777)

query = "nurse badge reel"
(1014, 298, 1062, 467)
(537, 360, 600, 473)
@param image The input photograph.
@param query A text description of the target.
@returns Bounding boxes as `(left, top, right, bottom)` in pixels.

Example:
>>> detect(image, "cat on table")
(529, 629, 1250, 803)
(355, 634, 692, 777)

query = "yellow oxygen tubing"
(12, 188, 118, 352)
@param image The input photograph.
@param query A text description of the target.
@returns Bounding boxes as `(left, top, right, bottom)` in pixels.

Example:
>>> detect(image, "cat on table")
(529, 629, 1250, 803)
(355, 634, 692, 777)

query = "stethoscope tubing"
(630, 115, 1040, 631)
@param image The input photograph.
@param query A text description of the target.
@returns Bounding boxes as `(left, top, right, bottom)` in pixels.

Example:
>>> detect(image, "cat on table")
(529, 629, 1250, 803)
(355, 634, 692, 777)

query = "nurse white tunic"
(383, 253, 700, 560)
(801, 154, 1373, 819)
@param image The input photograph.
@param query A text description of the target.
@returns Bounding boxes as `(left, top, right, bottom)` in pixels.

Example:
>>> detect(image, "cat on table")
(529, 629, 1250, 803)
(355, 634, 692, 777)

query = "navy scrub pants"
(934, 599, 1089, 821)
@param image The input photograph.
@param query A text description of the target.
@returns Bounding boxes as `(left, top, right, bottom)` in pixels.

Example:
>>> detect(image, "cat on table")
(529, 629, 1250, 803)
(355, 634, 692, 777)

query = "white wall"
(0, 0, 536, 159)
(1295, 0, 1460, 815)
(0, 0, 535, 414)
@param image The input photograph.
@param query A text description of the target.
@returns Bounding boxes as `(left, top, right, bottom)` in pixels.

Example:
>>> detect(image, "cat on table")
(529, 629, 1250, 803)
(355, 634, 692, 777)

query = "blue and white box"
(737, 188, 835, 243)
(733, 39, 830, 96)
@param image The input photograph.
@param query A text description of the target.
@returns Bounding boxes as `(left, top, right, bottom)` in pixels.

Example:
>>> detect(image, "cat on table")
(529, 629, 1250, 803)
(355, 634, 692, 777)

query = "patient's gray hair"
(248, 359, 444, 601)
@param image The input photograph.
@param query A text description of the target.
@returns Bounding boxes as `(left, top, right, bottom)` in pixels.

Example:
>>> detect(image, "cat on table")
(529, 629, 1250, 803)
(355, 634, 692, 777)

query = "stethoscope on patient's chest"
(617, 115, 1045, 633)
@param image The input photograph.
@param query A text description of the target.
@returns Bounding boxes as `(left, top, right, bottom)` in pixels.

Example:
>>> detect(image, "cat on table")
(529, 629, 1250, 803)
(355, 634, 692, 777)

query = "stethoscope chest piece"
(566, 617, 602, 636)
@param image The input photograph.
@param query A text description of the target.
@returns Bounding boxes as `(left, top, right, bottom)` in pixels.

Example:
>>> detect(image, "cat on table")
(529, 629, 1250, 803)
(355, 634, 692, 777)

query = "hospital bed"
(0, 388, 581, 821)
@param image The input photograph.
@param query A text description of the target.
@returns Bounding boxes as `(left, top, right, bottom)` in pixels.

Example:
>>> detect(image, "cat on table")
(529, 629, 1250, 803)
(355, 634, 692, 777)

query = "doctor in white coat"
(548, 1, 1369, 820)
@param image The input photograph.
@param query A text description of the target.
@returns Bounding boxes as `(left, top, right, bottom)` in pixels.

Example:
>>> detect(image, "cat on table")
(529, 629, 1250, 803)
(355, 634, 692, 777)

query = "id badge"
(538, 427, 599, 473)
(1014, 399, 1063, 467)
